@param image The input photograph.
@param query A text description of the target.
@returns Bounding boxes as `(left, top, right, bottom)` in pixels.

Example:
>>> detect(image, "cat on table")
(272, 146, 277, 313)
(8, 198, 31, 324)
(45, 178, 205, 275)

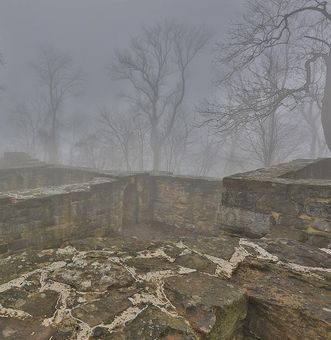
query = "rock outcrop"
(0, 226, 330, 339)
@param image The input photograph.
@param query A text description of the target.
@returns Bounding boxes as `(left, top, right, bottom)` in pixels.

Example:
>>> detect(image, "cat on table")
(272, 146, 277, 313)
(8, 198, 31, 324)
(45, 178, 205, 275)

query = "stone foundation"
(1, 158, 331, 252)
(0, 161, 224, 252)
(221, 159, 331, 245)
(0, 166, 152, 252)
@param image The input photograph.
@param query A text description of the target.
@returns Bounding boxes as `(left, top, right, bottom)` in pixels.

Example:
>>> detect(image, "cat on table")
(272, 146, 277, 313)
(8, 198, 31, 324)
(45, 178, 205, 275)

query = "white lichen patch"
(0, 271, 38, 293)
(136, 247, 176, 263)
(98, 306, 147, 333)
(179, 248, 192, 256)
(239, 239, 279, 262)
(56, 246, 77, 256)
(2, 177, 112, 202)
(139, 269, 174, 282)
(177, 266, 196, 275)
(174, 241, 249, 278)
(239, 239, 331, 278)
(0, 304, 31, 320)
(40, 274, 72, 326)
(281, 262, 331, 278)
(320, 247, 331, 256)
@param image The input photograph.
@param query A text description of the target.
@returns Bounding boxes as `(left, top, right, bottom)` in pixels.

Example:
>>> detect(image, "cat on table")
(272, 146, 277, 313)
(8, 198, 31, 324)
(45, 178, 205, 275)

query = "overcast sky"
(0, 0, 244, 141)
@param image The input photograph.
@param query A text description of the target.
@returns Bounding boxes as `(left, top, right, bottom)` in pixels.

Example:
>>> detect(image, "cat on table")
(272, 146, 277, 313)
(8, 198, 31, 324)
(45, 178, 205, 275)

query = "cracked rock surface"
(0, 227, 330, 339)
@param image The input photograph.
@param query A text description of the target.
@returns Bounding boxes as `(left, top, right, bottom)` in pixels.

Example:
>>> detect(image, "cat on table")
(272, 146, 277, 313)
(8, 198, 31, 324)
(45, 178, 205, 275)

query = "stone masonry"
(221, 159, 331, 246)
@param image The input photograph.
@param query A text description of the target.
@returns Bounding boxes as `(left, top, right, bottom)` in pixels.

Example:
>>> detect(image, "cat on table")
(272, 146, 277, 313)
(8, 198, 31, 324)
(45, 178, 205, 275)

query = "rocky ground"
(0, 225, 330, 340)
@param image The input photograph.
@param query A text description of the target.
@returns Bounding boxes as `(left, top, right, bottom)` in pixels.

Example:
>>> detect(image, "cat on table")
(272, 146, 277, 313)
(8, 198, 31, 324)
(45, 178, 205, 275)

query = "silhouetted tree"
(10, 100, 44, 157)
(202, 0, 331, 151)
(98, 109, 136, 171)
(32, 45, 82, 163)
(112, 21, 210, 171)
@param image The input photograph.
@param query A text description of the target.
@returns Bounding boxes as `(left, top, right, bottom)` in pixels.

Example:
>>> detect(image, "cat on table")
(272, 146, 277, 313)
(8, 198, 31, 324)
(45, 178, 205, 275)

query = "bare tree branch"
(111, 21, 210, 170)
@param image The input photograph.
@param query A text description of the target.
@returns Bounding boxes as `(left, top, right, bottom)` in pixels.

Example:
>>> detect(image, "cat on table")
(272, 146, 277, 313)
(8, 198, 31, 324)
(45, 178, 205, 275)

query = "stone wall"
(0, 166, 102, 192)
(221, 159, 331, 245)
(151, 175, 223, 234)
(282, 158, 331, 179)
(1, 157, 331, 253)
(0, 163, 224, 252)
(0, 173, 151, 253)
(0, 152, 45, 169)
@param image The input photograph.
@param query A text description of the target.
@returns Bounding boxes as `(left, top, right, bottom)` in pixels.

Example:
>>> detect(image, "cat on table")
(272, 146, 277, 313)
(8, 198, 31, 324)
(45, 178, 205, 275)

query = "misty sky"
(0, 0, 244, 142)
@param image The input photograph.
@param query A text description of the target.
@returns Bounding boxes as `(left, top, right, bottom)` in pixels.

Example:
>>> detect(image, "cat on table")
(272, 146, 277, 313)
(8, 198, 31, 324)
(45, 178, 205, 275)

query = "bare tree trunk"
(124, 150, 130, 172)
(139, 141, 144, 171)
(152, 139, 161, 172)
(318, 55, 331, 152)
(151, 122, 161, 171)
(307, 100, 317, 158)
(50, 112, 58, 163)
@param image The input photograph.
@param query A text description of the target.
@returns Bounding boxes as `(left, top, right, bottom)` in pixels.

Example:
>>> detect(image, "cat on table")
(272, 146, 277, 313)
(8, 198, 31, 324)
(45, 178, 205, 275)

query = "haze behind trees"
(0, 0, 330, 177)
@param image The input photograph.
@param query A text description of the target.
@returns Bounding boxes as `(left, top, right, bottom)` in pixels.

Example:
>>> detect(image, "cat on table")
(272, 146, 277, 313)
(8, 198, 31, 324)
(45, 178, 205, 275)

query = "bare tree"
(194, 138, 221, 177)
(111, 21, 210, 171)
(202, 0, 331, 152)
(64, 111, 91, 166)
(133, 116, 149, 171)
(74, 133, 108, 169)
(240, 48, 304, 166)
(220, 128, 247, 176)
(98, 109, 136, 171)
(32, 45, 82, 163)
(241, 111, 304, 167)
(163, 110, 193, 173)
(10, 101, 44, 157)
(299, 97, 328, 158)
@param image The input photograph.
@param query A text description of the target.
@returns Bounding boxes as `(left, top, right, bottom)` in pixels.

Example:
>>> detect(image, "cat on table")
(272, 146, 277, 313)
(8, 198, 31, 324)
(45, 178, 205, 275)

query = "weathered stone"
(0, 242, 8, 254)
(0, 232, 330, 339)
(233, 262, 331, 340)
(51, 258, 134, 292)
(113, 306, 198, 340)
(219, 206, 271, 237)
(20, 291, 59, 318)
(304, 198, 331, 218)
(222, 190, 259, 211)
(175, 253, 217, 275)
(152, 176, 222, 234)
(256, 193, 299, 215)
(165, 272, 247, 339)
(72, 287, 139, 327)
(222, 159, 331, 241)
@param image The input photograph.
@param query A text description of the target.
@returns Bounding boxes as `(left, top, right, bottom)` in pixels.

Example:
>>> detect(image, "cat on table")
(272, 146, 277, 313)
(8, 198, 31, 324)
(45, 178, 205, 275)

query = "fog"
(0, 0, 329, 177)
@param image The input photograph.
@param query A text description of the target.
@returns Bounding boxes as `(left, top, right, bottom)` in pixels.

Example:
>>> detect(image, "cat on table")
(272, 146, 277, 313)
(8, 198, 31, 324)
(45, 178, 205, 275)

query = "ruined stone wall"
(151, 175, 223, 234)
(282, 158, 331, 179)
(0, 174, 151, 253)
(1, 158, 331, 253)
(0, 166, 100, 192)
(0, 179, 113, 252)
(0, 169, 223, 253)
(221, 159, 331, 245)
(0, 152, 45, 169)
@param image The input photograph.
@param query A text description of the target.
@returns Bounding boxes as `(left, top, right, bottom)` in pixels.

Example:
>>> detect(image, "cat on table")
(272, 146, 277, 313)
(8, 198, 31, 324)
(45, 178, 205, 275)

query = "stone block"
(222, 190, 260, 211)
(256, 194, 299, 215)
(304, 198, 331, 219)
(219, 206, 271, 237)
(0, 242, 8, 254)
